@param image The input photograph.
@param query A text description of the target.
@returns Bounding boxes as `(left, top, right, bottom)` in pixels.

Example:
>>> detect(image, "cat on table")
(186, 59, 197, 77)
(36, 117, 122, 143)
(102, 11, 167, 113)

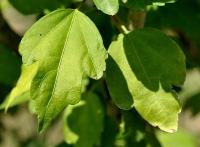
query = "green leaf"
(107, 34, 181, 132)
(8, 0, 63, 14)
(122, 110, 147, 146)
(93, 0, 119, 15)
(0, 44, 21, 86)
(122, 110, 162, 147)
(19, 9, 107, 132)
(8, 0, 84, 14)
(124, 28, 186, 91)
(146, 0, 200, 65)
(106, 55, 134, 110)
(63, 92, 104, 147)
(184, 93, 200, 116)
(100, 116, 118, 147)
(157, 130, 198, 147)
(0, 63, 38, 110)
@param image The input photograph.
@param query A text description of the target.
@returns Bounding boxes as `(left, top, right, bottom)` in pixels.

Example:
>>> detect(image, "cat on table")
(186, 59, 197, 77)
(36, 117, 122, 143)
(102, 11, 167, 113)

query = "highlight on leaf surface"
(106, 33, 185, 133)
(19, 9, 107, 132)
(0, 63, 38, 110)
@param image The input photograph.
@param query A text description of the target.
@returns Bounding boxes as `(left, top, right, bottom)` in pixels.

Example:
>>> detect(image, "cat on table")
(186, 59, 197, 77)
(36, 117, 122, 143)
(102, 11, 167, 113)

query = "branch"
(128, 9, 146, 30)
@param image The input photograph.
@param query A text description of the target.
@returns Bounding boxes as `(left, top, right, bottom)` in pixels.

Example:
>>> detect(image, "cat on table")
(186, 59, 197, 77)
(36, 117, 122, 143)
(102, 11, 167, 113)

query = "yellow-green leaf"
(107, 34, 181, 133)
(0, 63, 38, 110)
(19, 9, 107, 132)
(93, 0, 119, 15)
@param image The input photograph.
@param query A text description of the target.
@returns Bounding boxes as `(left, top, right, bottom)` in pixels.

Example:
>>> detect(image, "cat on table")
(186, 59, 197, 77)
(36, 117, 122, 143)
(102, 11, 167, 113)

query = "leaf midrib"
(41, 11, 76, 126)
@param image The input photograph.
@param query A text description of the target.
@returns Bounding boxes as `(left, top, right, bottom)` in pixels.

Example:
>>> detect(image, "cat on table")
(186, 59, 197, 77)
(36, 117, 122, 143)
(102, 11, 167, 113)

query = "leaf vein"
(42, 11, 76, 123)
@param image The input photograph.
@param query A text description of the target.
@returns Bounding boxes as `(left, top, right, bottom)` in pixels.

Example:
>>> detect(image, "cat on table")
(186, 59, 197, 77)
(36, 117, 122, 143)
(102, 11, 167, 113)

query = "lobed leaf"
(107, 34, 183, 132)
(124, 28, 186, 92)
(19, 9, 107, 132)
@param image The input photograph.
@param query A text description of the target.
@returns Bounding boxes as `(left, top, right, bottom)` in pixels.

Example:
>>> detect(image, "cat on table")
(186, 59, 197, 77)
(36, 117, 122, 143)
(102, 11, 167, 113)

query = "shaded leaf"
(106, 55, 134, 110)
(8, 0, 63, 14)
(145, 0, 200, 65)
(123, 110, 161, 147)
(100, 116, 118, 147)
(124, 28, 186, 91)
(64, 92, 104, 147)
(122, 110, 147, 146)
(184, 93, 200, 116)
(8, 0, 84, 15)
(107, 34, 181, 132)
(0, 44, 21, 86)
(19, 9, 107, 132)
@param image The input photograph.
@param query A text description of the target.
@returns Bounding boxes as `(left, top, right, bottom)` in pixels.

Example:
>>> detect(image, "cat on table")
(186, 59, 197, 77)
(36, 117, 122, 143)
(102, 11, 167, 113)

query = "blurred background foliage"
(0, 0, 200, 146)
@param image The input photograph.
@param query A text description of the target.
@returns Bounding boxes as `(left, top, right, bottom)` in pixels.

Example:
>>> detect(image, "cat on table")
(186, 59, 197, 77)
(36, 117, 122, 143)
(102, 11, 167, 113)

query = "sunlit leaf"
(0, 63, 38, 110)
(93, 0, 119, 15)
(157, 130, 198, 147)
(107, 34, 181, 132)
(19, 9, 107, 132)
